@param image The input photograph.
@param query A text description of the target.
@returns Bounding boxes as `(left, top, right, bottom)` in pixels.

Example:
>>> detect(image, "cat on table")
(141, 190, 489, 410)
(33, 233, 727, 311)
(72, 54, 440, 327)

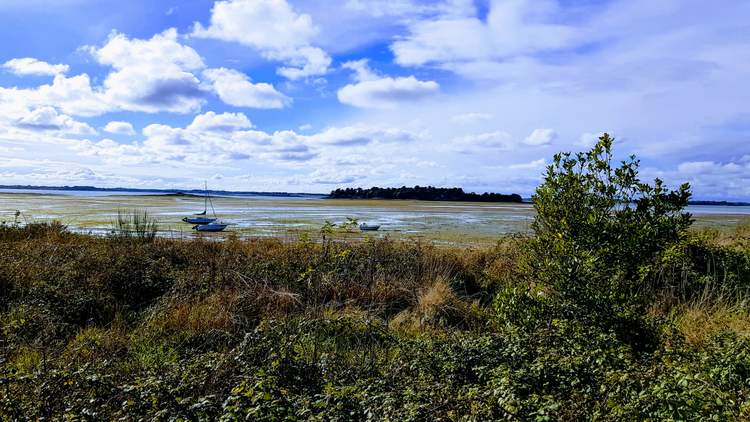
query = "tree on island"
(327, 186, 523, 202)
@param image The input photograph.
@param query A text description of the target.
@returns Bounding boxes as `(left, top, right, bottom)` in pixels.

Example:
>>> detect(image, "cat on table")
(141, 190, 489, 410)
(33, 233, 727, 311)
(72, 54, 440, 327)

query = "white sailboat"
(181, 183, 220, 226)
(182, 184, 228, 232)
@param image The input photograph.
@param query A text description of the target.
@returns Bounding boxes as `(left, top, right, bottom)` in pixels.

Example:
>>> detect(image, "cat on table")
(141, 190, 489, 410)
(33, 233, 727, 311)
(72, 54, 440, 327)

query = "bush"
(530, 133, 692, 314)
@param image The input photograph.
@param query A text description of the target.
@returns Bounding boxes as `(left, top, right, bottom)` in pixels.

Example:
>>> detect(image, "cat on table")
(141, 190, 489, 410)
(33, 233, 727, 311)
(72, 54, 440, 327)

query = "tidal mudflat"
(0, 191, 747, 246)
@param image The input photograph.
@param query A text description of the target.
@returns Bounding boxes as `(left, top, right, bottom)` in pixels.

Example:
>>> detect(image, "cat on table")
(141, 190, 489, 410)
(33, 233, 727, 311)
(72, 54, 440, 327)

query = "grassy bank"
(1, 221, 749, 420)
(3, 138, 750, 419)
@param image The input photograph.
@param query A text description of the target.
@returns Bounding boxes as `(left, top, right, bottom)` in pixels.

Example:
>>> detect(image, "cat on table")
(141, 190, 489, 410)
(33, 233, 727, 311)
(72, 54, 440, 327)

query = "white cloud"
(15, 106, 95, 135)
(203, 68, 289, 108)
(72, 111, 421, 169)
(87, 28, 207, 114)
(337, 59, 438, 108)
(192, 0, 331, 79)
(677, 161, 718, 175)
(341, 59, 378, 81)
(392, 0, 575, 69)
(508, 158, 546, 170)
(523, 128, 556, 146)
(309, 168, 363, 184)
(654, 158, 750, 200)
(3, 58, 69, 76)
(0, 30, 285, 117)
(103, 121, 135, 135)
(579, 132, 606, 148)
(89, 28, 204, 71)
(187, 111, 252, 132)
(451, 131, 512, 153)
(310, 124, 420, 146)
(451, 112, 493, 124)
(344, 0, 474, 18)
(0, 73, 108, 117)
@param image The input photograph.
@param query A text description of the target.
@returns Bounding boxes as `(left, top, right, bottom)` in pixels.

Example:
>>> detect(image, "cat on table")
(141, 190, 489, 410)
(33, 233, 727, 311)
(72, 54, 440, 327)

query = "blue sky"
(0, 0, 748, 199)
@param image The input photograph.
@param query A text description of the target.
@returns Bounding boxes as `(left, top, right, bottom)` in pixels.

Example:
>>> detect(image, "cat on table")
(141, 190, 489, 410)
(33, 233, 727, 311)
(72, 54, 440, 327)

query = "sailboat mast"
(204, 181, 208, 214)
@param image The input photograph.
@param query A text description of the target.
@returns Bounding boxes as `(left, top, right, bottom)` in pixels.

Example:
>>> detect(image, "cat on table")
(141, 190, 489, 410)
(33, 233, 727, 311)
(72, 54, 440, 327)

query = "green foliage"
(0, 154, 748, 420)
(530, 133, 692, 313)
(340, 217, 360, 232)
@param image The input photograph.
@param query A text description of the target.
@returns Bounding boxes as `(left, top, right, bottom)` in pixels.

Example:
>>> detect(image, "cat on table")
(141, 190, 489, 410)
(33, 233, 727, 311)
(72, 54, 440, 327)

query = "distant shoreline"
(0, 185, 326, 199)
(0, 185, 748, 206)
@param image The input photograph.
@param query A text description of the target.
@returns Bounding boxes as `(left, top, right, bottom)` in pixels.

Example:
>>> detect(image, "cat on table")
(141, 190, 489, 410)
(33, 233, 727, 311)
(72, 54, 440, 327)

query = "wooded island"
(328, 186, 523, 202)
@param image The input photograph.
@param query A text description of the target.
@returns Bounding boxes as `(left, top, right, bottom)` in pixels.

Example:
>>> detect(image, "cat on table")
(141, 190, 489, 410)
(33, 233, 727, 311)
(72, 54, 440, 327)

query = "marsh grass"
(1, 222, 749, 419)
(112, 208, 158, 241)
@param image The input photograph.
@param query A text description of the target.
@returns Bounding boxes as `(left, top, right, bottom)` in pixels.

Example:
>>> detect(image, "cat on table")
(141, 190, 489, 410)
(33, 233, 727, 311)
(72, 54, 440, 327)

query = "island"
(328, 186, 523, 202)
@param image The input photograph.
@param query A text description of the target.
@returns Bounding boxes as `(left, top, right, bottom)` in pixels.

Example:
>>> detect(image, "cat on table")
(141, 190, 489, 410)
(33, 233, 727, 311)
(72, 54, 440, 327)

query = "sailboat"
(181, 183, 217, 225)
(192, 221, 229, 232)
(183, 182, 229, 232)
(359, 223, 381, 231)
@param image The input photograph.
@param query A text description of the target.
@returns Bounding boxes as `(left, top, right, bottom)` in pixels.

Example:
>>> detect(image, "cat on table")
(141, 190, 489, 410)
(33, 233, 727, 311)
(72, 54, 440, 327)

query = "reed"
(112, 208, 158, 241)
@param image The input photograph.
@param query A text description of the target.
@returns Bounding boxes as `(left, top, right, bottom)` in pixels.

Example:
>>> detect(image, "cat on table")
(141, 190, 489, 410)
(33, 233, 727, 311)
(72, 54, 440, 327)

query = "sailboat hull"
(182, 217, 217, 224)
(193, 223, 228, 232)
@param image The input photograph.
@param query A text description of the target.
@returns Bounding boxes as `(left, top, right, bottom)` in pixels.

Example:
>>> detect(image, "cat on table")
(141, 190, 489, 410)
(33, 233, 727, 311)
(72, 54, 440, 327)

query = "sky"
(0, 0, 748, 199)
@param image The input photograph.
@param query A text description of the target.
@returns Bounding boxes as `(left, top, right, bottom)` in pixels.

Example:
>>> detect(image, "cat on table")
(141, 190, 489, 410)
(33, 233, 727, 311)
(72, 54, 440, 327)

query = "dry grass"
(669, 300, 750, 346)
(62, 325, 129, 366)
(153, 292, 239, 334)
(390, 276, 484, 332)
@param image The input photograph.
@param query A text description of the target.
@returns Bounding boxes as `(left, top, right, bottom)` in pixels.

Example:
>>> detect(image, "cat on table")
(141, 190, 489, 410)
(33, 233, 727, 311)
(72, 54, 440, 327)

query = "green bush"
(530, 133, 692, 314)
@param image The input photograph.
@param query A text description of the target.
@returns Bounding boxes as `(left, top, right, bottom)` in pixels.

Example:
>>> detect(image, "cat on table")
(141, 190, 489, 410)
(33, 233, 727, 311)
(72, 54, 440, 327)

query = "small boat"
(182, 182, 218, 225)
(183, 216, 216, 224)
(192, 222, 228, 232)
(359, 223, 381, 231)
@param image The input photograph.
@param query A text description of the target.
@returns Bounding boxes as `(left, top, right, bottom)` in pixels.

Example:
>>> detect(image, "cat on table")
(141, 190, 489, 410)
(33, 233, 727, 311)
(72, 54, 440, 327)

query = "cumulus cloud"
(0, 158, 142, 187)
(192, 0, 331, 80)
(662, 159, 750, 200)
(392, 0, 575, 69)
(202, 68, 289, 108)
(72, 111, 421, 168)
(523, 128, 556, 146)
(86, 28, 207, 113)
(0, 73, 108, 117)
(15, 106, 95, 135)
(103, 121, 135, 135)
(3, 58, 69, 76)
(337, 59, 439, 108)
(186, 111, 252, 132)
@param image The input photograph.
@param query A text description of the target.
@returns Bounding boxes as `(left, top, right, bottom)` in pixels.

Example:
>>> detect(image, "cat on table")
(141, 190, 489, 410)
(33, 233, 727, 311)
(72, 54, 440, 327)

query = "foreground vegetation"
(2, 136, 750, 419)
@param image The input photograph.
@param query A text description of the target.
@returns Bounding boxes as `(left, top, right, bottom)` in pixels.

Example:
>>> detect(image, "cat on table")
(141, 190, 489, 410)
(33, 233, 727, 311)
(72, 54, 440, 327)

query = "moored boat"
(182, 216, 216, 224)
(182, 182, 219, 225)
(192, 222, 228, 232)
(359, 223, 381, 231)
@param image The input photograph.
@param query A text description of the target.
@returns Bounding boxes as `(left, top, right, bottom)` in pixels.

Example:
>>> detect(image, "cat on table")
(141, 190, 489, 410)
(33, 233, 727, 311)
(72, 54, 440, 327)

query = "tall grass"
(1, 222, 749, 419)
(112, 209, 158, 241)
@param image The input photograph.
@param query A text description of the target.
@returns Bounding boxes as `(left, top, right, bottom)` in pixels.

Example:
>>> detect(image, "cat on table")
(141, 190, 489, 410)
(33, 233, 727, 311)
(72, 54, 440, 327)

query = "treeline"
(328, 186, 523, 202)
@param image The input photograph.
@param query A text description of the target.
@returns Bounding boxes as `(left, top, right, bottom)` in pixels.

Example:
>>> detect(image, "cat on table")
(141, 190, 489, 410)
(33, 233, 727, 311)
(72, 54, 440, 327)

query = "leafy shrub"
(530, 133, 692, 314)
